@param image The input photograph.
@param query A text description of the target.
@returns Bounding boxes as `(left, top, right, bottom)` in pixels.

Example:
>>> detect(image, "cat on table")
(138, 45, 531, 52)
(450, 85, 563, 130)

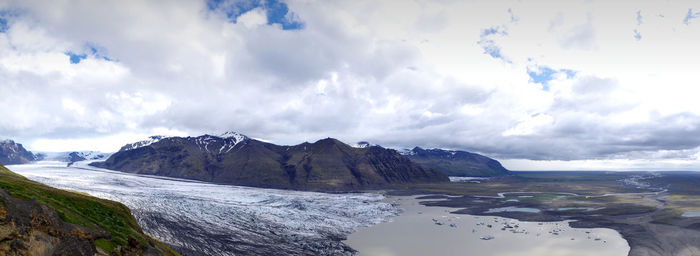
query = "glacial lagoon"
(345, 196, 630, 256)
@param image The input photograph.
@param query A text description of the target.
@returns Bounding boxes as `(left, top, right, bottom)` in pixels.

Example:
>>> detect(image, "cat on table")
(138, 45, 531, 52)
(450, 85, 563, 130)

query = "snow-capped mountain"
(0, 139, 36, 165)
(35, 151, 112, 162)
(397, 148, 417, 156)
(119, 132, 249, 153)
(119, 135, 167, 151)
(219, 131, 247, 142)
(93, 133, 448, 190)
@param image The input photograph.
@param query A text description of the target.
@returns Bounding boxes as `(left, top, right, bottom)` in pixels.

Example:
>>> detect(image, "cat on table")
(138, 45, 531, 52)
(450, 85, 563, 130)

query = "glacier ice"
(7, 161, 399, 256)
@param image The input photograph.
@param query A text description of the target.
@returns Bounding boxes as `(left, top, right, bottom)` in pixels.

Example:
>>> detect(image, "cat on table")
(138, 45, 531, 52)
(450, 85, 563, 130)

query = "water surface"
(486, 206, 541, 213)
(345, 196, 630, 256)
(682, 212, 700, 217)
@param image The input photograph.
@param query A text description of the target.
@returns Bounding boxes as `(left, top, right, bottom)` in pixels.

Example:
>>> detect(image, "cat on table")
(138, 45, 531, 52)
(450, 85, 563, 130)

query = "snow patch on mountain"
(397, 148, 416, 156)
(120, 132, 250, 154)
(353, 141, 371, 148)
(398, 147, 460, 157)
(120, 135, 166, 151)
(219, 131, 247, 142)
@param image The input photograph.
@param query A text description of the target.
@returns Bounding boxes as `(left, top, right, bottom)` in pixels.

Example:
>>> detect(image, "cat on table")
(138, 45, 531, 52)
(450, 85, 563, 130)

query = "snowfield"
(7, 161, 400, 256)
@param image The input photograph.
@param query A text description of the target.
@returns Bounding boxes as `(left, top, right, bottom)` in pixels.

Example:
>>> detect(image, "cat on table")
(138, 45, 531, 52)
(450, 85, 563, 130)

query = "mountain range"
(92, 132, 449, 190)
(400, 147, 509, 177)
(0, 139, 111, 166)
(2, 133, 509, 189)
(35, 151, 111, 166)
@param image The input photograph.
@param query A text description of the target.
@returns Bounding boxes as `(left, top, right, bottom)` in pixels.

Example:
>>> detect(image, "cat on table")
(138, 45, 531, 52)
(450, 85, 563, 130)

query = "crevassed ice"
(8, 161, 399, 255)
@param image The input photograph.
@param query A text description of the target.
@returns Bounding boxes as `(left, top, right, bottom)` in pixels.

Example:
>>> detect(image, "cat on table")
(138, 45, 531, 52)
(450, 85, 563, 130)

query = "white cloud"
(0, 0, 700, 170)
(502, 113, 554, 137)
(237, 7, 267, 28)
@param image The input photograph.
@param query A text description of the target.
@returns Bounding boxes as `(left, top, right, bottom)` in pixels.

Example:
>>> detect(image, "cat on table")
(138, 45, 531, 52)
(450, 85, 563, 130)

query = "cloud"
(1, 0, 700, 171)
(502, 113, 554, 137)
(234, 7, 267, 28)
(559, 22, 596, 50)
(415, 10, 448, 33)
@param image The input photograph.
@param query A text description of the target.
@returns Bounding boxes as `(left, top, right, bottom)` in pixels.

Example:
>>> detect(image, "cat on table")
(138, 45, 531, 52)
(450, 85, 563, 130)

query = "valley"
(8, 160, 700, 256)
(3, 1, 698, 255)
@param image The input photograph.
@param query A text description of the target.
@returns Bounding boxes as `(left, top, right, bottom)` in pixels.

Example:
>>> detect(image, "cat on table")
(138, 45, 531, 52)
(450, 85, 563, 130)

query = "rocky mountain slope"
(92, 133, 448, 190)
(0, 164, 179, 256)
(401, 147, 509, 177)
(0, 140, 35, 165)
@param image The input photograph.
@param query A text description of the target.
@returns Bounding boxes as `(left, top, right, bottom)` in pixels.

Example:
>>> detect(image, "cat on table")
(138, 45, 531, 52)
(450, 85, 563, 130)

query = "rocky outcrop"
(0, 140, 35, 165)
(402, 147, 509, 177)
(0, 164, 179, 256)
(93, 134, 448, 190)
(0, 188, 108, 255)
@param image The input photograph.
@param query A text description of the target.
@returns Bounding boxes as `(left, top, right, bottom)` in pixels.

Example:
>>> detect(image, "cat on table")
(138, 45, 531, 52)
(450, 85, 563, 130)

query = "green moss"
(95, 238, 117, 253)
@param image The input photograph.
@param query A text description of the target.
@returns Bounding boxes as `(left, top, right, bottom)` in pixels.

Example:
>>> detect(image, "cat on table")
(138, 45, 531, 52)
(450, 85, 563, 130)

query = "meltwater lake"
(345, 196, 630, 256)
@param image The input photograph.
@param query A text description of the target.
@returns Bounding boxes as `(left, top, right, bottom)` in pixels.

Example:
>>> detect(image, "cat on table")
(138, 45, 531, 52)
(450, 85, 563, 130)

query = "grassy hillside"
(0, 164, 179, 255)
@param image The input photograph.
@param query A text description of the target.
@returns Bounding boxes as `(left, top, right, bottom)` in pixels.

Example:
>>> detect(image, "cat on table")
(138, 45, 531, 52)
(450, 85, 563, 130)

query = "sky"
(1, 0, 700, 171)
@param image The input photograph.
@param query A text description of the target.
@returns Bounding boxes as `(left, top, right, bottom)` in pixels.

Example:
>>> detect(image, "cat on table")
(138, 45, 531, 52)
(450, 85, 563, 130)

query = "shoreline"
(385, 191, 700, 256)
(344, 194, 629, 256)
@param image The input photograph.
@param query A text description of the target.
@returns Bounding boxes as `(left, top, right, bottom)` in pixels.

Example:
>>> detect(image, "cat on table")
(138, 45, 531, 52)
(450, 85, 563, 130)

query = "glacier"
(7, 161, 400, 256)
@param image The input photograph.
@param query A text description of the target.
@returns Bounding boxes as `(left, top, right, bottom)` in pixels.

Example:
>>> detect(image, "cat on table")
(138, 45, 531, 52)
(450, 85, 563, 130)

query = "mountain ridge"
(401, 146, 509, 177)
(92, 133, 449, 190)
(0, 140, 36, 165)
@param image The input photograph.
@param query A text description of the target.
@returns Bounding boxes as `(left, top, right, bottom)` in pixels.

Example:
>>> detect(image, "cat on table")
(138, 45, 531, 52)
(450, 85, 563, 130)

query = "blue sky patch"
(66, 52, 87, 64)
(207, 0, 303, 30)
(528, 66, 556, 85)
(0, 18, 7, 33)
(684, 8, 700, 25)
(480, 26, 507, 37)
(0, 9, 23, 33)
(633, 29, 642, 40)
(636, 10, 643, 25)
(64, 43, 116, 64)
(479, 40, 503, 59)
(478, 26, 508, 61)
(508, 8, 519, 23)
(528, 65, 576, 90)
